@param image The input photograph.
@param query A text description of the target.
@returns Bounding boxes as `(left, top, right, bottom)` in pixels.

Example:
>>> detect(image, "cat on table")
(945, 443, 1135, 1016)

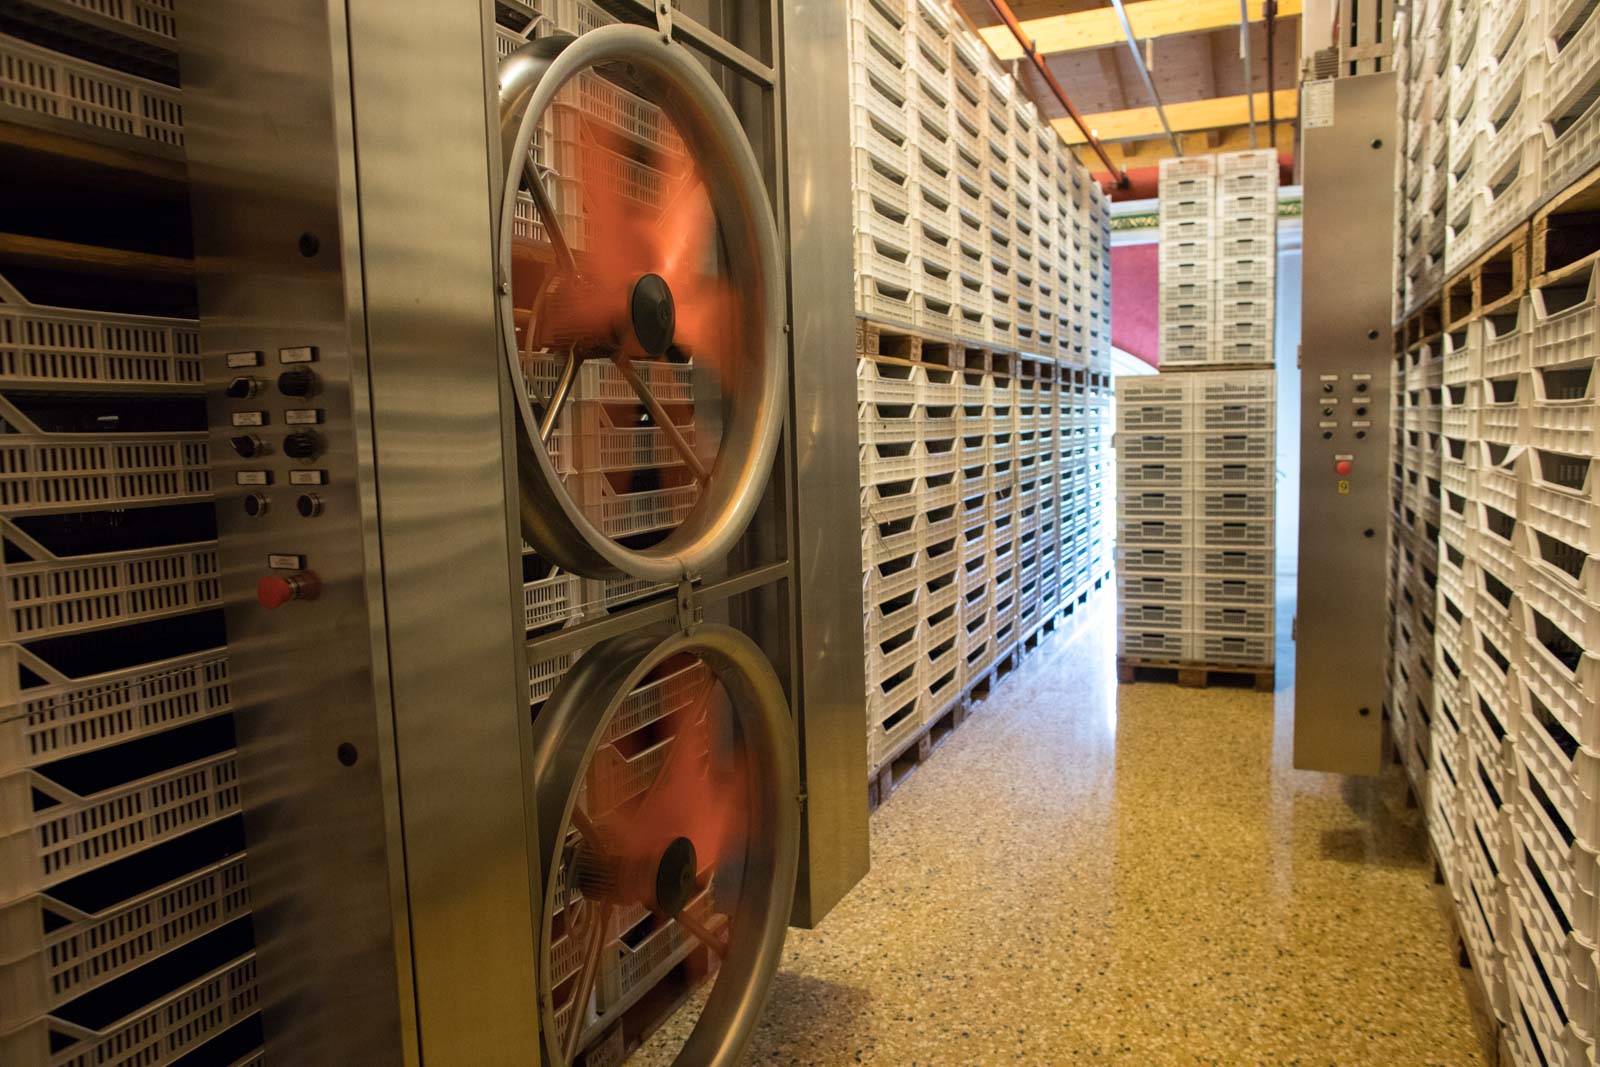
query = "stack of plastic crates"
(1474, 1, 1545, 245)
(903, 0, 956, 335)
(1158, 156, 1217, 368)
(849, 0, 918, 328)
(1492, 257, 1600, 1067)
(1212, 151, 1278, 366)
(1114, 370, 1277, 671)
(0, 4, 282, 1059)
(1539, 0, 1600, 201)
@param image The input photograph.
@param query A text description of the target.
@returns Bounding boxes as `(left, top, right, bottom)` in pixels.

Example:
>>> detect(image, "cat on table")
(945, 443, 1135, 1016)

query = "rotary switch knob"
(277, 368, 317, 398)
(257, 571, 321, 609)
(283, 430, 322, 460)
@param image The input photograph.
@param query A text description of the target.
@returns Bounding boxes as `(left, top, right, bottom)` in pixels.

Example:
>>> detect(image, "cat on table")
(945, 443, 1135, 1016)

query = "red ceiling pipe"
(979, 0, 1130, 188)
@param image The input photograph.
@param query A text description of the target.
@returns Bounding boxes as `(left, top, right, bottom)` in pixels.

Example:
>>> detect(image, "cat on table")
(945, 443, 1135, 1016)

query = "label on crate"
(285, 409, 323, 425)
(232, 411, 267, 427)
(268, 553, 306, 570)
(236, 470, 271, 486)
(289, 469, 327, 485)
(226, 351, 263, 368)
(279, 346, 318, 364)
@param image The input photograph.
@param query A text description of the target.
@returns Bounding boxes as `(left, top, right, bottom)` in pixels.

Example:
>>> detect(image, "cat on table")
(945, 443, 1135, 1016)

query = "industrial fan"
(497, 24, 799, 1067)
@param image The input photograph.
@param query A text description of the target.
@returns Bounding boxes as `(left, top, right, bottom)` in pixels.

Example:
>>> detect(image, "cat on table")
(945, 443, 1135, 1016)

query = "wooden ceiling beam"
(981, 0, 1303, 60)
(1070, 123, 1292, 171)
(1056, 88, 1297, 144)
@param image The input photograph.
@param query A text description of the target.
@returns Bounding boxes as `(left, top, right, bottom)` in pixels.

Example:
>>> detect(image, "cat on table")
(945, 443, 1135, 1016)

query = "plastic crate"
(0, 293, 201, 391)
(1201, 430, 1273, 462)
(0, 34, 183, 150)
(0, 951, 259, 1067)
(1540, 0, 1600, 197)
(0, 851, 250, 1022)
(0, 643, 230, 776)
(1191, 630, 1273, 666)
(1507, 948, 1596, 1067)
(1508, 792, 1600, 977)
(0, 749, 241, 902)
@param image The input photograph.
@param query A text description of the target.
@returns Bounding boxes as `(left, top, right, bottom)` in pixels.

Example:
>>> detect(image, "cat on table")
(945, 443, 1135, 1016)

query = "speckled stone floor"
(637, 582, 1489, 1065)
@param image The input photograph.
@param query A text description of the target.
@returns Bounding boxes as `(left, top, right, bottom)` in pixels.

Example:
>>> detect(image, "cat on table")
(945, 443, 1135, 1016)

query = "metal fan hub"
(652, 835, 698, 918)
(629, 272, 677, 357)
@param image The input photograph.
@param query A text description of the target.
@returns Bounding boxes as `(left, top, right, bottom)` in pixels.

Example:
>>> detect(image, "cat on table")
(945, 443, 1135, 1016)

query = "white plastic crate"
(0, 293, 201, 392)
(0, 396, 210, 513)
(1540, 0, 1600, 197)
(0, 645, 230, 775)
(0, 952, 259, 1067)
(1198, 489, 1274, 521)
(570, 472, 698, 539)
(1532, 356, 1600, 454)
(0, 34, 183, 150)
(0, 525, 220, 642)
(0, 751, 240, 902)
(1507, 948, 1595, 1067)
(0, 852, 250, 1022)
(1160, 156, 1216, 180)
(1191, 630, 1273, 666)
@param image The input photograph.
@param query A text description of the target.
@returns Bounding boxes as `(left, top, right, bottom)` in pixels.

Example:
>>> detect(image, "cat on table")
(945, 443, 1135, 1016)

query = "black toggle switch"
(297, 493, 324, 518)
(225, 377, 259, 399)
(278, 368, 318, 398)
(230, 434, 265, 458)
(283, 430, 322, 460)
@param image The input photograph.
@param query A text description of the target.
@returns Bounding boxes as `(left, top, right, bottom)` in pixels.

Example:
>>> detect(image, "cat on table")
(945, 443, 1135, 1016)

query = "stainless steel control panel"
(1294, 72, 1398, 775)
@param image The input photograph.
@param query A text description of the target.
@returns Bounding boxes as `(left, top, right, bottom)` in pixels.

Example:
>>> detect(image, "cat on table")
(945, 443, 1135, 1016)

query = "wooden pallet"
(867, 698, 970, 812)
(1115, 658, 1275, 691)
(1532, 159, 1600, 288)
(1398, 295, 1444, 347)
(1444, 223, 1529, 329)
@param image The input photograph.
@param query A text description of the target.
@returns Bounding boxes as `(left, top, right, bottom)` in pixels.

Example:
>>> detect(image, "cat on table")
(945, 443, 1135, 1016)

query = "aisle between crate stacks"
(867, 581, 1107, 812)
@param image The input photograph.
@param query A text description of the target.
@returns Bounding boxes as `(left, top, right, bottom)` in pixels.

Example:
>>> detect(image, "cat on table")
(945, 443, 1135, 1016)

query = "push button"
(257, 571, 321, 609)
(1335, 459, 1353, 476)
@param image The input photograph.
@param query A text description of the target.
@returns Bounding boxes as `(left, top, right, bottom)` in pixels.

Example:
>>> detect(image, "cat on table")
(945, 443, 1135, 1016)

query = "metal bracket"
(675, 575, 703, 633)
(654, 0, 672, 41)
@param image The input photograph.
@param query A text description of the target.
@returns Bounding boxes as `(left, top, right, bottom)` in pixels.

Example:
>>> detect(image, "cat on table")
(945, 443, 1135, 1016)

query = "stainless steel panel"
(180, 0, 540, 1060)
(777, 0, 871, 927)
(1294, 72, 1397, 776)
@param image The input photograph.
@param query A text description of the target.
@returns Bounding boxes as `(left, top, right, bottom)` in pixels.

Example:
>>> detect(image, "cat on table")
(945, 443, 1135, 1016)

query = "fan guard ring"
(528, 624, 800, 1066)
(497, 27, 787, 583)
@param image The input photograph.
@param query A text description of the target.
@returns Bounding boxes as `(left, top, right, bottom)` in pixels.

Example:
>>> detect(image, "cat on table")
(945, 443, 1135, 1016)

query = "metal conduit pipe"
(979, 0, 1130, 187)
(1107, 0, 1182, 156)
(1239, 0, 1258, 148)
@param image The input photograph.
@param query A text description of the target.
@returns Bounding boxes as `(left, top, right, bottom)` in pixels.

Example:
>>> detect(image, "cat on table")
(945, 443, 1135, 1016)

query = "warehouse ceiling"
(954, 0, 1301, 180)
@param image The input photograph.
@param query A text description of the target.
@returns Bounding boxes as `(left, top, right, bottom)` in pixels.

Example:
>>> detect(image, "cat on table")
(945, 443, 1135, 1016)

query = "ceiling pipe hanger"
(978, 0, 1130, 187)
(1107, 0, 1183, 156)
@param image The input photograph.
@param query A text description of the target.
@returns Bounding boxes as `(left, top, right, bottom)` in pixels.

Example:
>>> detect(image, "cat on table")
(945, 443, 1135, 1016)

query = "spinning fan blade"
(604, 681, 747, 899)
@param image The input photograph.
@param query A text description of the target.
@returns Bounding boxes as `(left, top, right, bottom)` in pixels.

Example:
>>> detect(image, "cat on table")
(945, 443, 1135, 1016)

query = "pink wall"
(1112, 242, 1159, 369)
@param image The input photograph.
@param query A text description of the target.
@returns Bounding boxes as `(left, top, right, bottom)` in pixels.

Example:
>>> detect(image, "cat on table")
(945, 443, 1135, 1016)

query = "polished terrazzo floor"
(699, 585, 1488, 1066)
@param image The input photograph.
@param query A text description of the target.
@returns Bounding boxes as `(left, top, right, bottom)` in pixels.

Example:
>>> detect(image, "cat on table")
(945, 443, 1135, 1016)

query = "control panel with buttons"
(214, 344, 332, 621)
(1294, 72, 1396, 776)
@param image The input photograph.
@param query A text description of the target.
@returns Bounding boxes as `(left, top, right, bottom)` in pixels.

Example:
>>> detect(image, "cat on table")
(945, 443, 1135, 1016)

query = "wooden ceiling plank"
(980, 0, 1303, 60)
(1058, 89, 1297, 143)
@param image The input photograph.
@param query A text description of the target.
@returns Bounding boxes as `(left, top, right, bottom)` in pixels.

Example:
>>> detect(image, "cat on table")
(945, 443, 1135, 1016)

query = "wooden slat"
(0, 233, 195, 282)
(981, 0, 1304, 60)
(0, 119, 187, 186)
(1054, 90, 1299, 144)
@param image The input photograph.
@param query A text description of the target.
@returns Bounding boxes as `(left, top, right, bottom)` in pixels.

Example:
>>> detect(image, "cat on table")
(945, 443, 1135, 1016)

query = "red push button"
(257, 571, 321, 609)
(1335, 460, 1354, 476)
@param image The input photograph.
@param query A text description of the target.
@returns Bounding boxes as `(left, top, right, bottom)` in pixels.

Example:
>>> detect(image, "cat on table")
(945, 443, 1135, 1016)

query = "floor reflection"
(646, 587, 1485, 1065)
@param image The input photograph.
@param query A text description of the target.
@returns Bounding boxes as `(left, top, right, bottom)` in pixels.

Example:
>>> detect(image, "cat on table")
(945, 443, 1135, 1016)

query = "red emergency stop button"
(257, 571, 321, 609)
(1335, 460, 1354, 476)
